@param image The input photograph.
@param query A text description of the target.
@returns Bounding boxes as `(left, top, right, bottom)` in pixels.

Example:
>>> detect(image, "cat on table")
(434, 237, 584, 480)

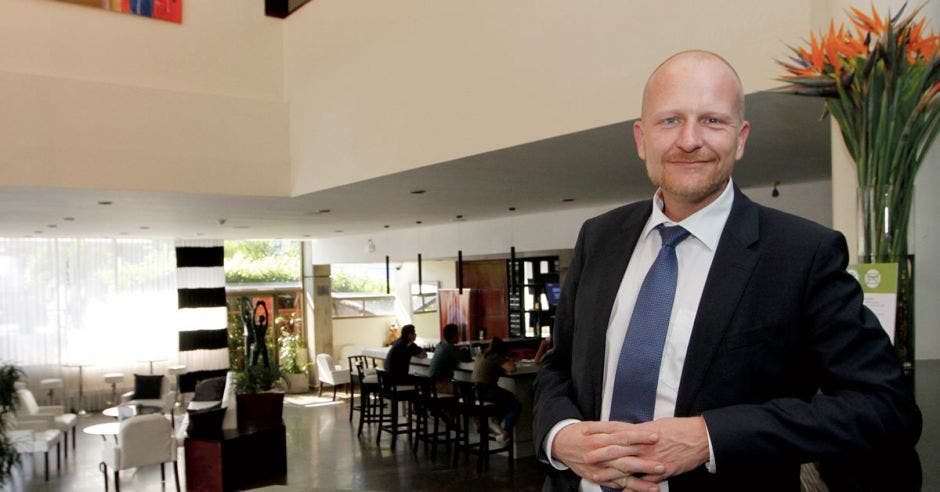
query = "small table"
(139, 358, 167, 375)
(103, 405, 163, 418)
(83, 422, 120, 442)
(62, 363, 92, 415)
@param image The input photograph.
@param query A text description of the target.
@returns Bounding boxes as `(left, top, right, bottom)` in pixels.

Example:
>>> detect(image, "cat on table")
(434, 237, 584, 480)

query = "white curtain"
(0, 238, 178, 410)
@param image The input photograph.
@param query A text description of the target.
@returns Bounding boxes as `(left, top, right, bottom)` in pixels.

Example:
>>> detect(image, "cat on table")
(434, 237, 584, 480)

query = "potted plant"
(776, 3, 939, 373)
(278, 326, 311, 394)
(0, 364, 24, 487)
(233, 363, 286, 432)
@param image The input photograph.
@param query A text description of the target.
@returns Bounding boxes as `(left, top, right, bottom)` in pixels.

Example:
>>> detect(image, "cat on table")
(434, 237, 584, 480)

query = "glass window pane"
(363, 298, 395, 316)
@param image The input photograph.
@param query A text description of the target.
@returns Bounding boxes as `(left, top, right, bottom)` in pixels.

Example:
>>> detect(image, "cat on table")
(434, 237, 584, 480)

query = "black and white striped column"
(175, 240, 229, 392)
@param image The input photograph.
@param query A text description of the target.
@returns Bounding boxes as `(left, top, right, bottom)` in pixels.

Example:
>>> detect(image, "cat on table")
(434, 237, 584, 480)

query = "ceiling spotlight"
(119, 232, 129, 236)
(34, 230, 43, 234)
(46, 224, 57, 229)
(97, 200, 113, 206)
(383, 225, 390, 229)
(410, 190, 426, 195)
(772, 181, 780, 198)
(63, 217, 75, 221)
(233, 225, 250, 229)
(508, 207, 516, 211)
(416, 220, 423, 224)
(216, 218, 227, 226)
(562, 198, 575, 203)
(334, 230, 343, 233)
(140, 226, 150, 230)
(317, 209, 331, 214)
(303, 234, 311, 238)
(455, 215, 463, 219)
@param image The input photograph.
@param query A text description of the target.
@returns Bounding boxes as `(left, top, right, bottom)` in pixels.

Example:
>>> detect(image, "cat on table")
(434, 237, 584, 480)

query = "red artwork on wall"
(54, 0, 183, 25)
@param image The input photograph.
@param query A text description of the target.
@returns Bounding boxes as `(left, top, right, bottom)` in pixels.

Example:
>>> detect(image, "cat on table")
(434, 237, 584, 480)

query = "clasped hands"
(551, 416, 709, 491)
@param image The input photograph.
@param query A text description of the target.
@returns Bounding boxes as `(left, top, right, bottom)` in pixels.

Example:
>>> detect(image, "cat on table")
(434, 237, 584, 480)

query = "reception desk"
(360, 347, 539, 459)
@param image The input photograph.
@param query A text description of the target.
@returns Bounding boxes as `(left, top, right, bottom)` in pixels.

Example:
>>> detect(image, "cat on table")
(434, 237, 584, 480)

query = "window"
(331, 293, 396, 318)
(410, 281, 438, 313)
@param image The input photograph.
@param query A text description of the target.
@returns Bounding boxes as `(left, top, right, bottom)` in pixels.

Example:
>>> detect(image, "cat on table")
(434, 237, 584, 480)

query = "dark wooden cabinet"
(184, 425, 287, 492)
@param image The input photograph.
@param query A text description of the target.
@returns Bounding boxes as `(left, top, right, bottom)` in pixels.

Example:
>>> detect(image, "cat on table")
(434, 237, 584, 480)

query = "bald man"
(533, 51, 920, 491)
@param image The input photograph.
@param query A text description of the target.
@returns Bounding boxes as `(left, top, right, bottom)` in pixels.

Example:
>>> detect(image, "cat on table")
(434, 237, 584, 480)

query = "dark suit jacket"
(533, 187, 921, 491)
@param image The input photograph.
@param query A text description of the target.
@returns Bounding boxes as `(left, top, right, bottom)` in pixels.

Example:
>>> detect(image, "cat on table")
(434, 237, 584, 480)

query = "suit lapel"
(675, 187, 760, 416)
(587, 203, 652, 418)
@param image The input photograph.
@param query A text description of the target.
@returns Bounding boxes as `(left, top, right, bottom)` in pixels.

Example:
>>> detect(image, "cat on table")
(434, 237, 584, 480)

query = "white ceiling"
(0, 92, 830, 240)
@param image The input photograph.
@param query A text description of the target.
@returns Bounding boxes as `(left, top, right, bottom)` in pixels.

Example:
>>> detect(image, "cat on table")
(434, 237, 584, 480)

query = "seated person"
(534, 337, 553, 365)
(384, 324, 427, 384)
(471, 337, 520, 444)
(428, 323, 471, 394)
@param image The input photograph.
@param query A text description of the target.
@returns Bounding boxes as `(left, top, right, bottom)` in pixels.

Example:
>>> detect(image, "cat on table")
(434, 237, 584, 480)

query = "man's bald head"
(641, 50, 746, 121)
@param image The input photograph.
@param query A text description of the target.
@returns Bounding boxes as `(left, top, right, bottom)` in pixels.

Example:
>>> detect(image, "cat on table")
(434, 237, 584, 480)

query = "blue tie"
(608, 224, 690, 424)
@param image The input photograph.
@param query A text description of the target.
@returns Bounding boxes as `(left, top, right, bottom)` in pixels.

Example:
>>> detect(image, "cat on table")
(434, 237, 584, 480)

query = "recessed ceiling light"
(233, 225, 250, 229)
(317, 209, 331, 214)
(63, 217, 75, 221)
(34, 230, 43, 234)
(383, 225, 390, 229)
(416, 220, 422, 224)
(119, 232, 128, 236)
(410, 190, 426, 194)
(98, 200, 113, 206)
(456, 215, 463, 219)
(196, 232, 204, 236)
(303, 234, 311, 238)
(562, 198, 575, 202)
(140, 226, 150, 230)
(508, 206, 517, 211)
(334, 230, 343, 233)
(46, 224, 57, 228)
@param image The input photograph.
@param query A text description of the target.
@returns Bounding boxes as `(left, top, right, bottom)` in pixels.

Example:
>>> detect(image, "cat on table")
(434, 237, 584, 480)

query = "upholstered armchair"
(316, 353, 350, 401)
(100, 414, 180, 492)
(14, 387, 77, 458)
(6, 415, 63, 481)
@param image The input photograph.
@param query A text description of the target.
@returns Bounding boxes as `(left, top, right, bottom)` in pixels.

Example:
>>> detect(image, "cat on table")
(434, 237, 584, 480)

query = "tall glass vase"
(857, 185, 914, 376)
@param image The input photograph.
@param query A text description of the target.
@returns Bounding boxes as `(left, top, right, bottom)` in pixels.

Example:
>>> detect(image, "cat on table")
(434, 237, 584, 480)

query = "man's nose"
(676, 122, 704, 152)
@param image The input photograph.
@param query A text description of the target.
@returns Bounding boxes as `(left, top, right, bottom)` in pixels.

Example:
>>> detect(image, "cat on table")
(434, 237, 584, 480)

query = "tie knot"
(657, 224, 690, 248)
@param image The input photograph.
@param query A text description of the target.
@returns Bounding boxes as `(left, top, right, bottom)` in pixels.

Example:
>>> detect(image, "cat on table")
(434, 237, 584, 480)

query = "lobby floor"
(6, 361, 938, 491)
(5, 392, 544, 492)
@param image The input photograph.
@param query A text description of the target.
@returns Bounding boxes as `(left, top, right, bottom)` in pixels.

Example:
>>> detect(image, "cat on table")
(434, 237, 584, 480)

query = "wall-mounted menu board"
(54, 0, 182, 24)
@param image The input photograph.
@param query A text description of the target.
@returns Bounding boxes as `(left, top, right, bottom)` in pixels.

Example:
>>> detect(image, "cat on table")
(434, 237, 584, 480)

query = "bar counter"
(360, 347, 539, 458)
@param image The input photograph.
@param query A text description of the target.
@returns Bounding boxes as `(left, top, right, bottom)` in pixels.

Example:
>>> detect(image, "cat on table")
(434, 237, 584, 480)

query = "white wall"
(311, 180, 833, 264)
(0, 0, 290, 196)
(283, 0, 814, 195)
(330, 312, 441, 364)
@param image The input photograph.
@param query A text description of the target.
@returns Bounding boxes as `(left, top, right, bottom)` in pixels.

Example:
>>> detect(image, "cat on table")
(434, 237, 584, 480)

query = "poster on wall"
(847, 263, 898, 344)
(54, 0, 182, 24)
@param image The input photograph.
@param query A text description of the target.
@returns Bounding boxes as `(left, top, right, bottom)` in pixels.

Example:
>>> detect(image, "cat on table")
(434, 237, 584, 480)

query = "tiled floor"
(6, 361, 938, 492)
(5, 393, 544, 492)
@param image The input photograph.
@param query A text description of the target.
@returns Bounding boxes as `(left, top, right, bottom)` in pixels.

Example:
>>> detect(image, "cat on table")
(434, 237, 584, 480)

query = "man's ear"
(633, 120, 646, 161)
(735, 120, 751, 160)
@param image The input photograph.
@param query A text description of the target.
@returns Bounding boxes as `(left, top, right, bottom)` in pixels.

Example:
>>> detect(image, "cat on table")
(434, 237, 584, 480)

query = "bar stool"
(167, 365, 187, 405)
(39, 378, 63, 406)
(350, 357, 384, 437)
(374, 368, 417, 451)
(103, 373, 125, 406)
(452, 380, 514, 472)
(411, 375, 457, 458)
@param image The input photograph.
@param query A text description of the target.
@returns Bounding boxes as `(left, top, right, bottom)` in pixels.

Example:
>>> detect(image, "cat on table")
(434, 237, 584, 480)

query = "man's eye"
(705, 117, 721, 125)
(663, 117, 679, 125)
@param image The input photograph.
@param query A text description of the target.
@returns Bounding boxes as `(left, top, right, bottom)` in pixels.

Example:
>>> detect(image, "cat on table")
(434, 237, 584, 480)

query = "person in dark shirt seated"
(428, 323, 471, 394)
(384, 324, 427, 383)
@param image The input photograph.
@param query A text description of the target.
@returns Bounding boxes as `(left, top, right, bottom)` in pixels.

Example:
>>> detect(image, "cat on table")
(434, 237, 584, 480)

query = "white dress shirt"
(545, 179, 735, 491)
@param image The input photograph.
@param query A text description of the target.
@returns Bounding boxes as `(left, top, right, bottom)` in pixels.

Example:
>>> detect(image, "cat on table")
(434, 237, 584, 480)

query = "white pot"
(285, 373, 309, 394)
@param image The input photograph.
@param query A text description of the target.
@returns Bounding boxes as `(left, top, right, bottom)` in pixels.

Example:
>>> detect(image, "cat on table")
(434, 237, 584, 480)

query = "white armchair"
(316, 353, 350, 401)
(6, 415, 63, 481)
(100, 414, 179, 492)
(121, 376, 177, 416)
(15, 387, 77, 458)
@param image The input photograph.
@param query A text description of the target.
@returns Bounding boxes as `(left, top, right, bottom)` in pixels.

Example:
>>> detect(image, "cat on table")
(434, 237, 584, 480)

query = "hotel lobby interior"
(1, 0, 938, 491)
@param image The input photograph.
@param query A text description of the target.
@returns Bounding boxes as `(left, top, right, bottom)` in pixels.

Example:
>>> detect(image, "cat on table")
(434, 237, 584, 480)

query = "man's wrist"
(543, 419, 580, 470)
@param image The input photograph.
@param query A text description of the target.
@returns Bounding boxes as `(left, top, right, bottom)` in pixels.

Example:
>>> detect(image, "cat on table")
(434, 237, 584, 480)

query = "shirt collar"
(642, 178, 735, 251)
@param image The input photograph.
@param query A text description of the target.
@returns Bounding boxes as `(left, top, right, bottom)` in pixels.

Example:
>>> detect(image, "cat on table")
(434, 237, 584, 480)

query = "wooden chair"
(374, 368, 417, 451)
(452, 380, 514, 472)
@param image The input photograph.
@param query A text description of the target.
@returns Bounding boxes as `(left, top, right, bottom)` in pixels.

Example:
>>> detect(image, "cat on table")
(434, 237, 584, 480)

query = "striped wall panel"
(176, 240, 229, 393)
